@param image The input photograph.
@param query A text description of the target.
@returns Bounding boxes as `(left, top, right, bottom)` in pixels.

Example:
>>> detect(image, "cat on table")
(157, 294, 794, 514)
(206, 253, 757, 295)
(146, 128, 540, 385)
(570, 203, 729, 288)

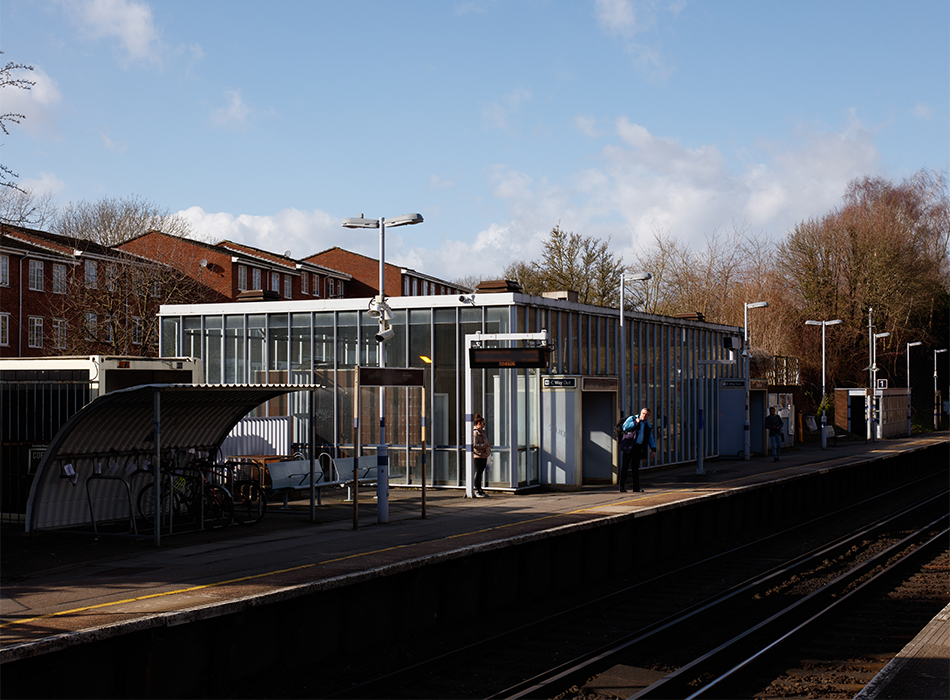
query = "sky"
(3, 0, 948, 283)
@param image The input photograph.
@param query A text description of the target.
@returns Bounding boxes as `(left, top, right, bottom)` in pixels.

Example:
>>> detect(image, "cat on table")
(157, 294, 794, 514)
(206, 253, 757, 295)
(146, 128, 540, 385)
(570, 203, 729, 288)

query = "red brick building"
(306, 247, 468, 299)
(0, 224, 180, 357)
(117, 232, 351, 303)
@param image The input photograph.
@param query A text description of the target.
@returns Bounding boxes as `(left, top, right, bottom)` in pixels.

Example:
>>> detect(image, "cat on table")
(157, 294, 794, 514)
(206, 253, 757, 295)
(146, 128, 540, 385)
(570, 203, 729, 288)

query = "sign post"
(356, 367, 425, 527)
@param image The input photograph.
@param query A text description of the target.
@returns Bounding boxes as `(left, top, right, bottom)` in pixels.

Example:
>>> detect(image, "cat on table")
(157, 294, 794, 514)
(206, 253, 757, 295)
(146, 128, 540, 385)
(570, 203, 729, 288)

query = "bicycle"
(137, 459, 233, 529)
(226, 460, 267, 526)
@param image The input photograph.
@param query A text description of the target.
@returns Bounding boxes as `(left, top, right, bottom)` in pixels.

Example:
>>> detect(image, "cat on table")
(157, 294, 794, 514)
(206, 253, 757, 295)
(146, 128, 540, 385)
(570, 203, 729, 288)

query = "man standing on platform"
(619, 407, 656, 492)
(765, 406, 783, 462)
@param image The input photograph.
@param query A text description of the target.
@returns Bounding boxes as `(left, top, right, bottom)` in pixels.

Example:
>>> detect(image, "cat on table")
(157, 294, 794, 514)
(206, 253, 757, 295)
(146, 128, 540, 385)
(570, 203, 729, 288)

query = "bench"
(266, 454, 379, 507)
(822, 425, 839, 447)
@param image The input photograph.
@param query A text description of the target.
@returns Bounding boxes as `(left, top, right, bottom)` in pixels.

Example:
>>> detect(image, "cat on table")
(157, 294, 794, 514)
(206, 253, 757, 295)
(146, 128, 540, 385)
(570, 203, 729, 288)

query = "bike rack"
(85, 474, 138, 536)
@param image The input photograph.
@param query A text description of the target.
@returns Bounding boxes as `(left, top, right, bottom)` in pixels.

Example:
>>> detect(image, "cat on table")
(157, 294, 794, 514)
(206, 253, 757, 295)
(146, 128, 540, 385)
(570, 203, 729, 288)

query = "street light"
(342, 212, 424, 524)
(619, 271, 652, 419)
(805, 319, 842, 448)
(743, 301, 769, 460)
(936, 348, 948, 430)
(905, 341, 922, 436)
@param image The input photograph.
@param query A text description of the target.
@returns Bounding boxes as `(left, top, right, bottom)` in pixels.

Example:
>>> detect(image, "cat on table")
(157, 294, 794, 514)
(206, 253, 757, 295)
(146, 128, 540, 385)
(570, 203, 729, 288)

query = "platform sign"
(357, 367, 424, 387)
(469, 347, 551, 369)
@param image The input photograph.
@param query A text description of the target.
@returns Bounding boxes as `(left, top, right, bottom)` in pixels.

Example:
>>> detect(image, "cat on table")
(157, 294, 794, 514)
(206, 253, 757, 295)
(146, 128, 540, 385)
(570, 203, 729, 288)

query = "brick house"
(0, 223, 192, 357)
(306, 247, 468, 299)
(117, 232, 351, 303)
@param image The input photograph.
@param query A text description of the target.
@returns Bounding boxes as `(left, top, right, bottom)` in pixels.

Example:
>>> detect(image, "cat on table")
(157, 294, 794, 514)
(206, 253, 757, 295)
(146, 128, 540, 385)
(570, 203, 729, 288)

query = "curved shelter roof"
(26, 383, 318, 532)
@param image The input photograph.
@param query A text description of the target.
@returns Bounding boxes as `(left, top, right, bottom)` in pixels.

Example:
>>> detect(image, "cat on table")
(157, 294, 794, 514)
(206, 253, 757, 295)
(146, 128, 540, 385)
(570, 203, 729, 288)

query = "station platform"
(1, 432, 947, 698)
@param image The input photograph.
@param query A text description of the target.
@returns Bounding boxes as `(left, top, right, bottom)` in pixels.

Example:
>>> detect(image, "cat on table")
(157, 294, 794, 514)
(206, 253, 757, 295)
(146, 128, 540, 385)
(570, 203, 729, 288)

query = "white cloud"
(180, 116, 883, 284)
(20, 172, 67, 197)
(210, 89, 252, 130)
(2, 67, 62, 136)
(574, 115, 599, 138)
(912, 102, 934, 120)
(100, 131, 128, 153)
(595, 0, 674, 79)
(482, 87, 532, 131)
(429, 174, 455, 189)
(69, 0, 164, 67)
(178, 206, 343, 258)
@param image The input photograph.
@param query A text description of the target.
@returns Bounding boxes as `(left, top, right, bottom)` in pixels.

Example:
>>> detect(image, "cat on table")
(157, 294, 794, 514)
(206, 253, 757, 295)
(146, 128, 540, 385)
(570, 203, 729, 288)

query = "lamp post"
(342, 213, 423, 523)
(936, 348, 948, 430)
(905, 341, 922, 436)
(619, 272, 652, 419)
(743, 301, 769, 460)
(871, 331, 890, 441)
(805, 319, 842, 448)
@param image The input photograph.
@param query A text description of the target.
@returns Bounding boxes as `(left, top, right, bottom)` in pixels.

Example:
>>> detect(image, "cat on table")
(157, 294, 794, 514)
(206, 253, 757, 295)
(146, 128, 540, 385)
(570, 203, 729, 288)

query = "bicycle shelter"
(25, 383, 321, 544)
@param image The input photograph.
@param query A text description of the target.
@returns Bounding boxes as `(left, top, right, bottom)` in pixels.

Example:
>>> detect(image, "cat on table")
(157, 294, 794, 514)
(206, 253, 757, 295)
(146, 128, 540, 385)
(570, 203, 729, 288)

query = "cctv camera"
(375, 327, 395, 343)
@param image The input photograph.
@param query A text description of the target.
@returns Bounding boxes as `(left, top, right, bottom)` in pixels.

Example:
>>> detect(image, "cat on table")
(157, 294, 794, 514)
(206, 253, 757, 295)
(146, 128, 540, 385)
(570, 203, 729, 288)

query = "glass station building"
(158, 292, 743, 492)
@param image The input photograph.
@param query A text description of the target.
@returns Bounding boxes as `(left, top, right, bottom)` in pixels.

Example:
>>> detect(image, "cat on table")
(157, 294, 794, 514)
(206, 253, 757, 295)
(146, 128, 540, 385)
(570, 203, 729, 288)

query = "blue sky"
(3, 0, 947, 282)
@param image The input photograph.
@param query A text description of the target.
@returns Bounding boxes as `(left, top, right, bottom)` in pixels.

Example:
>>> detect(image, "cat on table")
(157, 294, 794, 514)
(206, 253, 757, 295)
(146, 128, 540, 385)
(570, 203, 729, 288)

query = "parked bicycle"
(225, 460, 267, 526)
(137, 458, 233, 529)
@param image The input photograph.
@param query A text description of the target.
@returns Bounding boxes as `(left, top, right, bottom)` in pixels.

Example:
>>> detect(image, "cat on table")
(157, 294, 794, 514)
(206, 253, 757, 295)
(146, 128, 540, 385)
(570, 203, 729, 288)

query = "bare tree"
(50, 251, 209, 356)
(504, 224, 625, 306)
(0, 185, 57, 227)
(55, 195, 196, 247)
(0, 53, 36, 194)
(774, 170, 950, 389)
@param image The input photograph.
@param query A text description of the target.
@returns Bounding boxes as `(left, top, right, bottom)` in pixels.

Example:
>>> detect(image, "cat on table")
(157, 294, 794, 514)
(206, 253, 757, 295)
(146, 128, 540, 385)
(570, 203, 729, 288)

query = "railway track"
(312, 472, 947, 700)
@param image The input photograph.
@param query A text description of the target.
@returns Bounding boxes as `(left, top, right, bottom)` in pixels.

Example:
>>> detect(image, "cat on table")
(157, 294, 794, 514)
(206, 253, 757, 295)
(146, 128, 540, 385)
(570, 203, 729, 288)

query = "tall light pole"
(743, 301, 769, 460)
(871, 331, 889, 441)
(905, 341, 922, 436)
(619, 271, 652, 419)
(805, 319, 842, 448)
(342, 213, 423, 523)
(936, 348, 948, 430)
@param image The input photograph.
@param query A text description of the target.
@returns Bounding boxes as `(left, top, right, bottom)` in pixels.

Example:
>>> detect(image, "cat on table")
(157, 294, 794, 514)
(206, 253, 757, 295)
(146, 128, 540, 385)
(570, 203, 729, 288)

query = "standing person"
(765, 406, 783, 462)
(618, 407, 656, 492)
(472, 413, 491, 498)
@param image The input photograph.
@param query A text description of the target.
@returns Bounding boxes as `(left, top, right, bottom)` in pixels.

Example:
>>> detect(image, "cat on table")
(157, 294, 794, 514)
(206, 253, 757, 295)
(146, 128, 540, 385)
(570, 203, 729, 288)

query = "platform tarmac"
(2, 432, 948, 696)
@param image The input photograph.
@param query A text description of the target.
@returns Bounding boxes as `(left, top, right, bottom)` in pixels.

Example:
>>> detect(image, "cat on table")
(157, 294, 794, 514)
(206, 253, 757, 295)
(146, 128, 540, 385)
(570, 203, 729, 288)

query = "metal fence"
(0, 377, 92, 522)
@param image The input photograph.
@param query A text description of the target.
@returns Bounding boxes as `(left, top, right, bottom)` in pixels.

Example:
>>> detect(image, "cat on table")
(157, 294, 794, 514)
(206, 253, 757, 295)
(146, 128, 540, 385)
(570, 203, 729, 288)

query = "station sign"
(543, 377, 577, 388)
(358, 367, 425, 387)
(469, 347, 551, 369)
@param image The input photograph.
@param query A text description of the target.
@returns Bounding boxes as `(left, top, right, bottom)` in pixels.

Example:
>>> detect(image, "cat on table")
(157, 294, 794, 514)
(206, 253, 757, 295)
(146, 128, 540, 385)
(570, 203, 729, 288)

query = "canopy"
(26, 383, 317, 532)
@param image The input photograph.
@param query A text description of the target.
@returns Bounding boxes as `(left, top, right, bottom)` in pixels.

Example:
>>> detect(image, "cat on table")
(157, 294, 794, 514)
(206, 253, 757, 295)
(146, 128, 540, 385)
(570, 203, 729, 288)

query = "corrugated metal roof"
(26, 383, 319, 532)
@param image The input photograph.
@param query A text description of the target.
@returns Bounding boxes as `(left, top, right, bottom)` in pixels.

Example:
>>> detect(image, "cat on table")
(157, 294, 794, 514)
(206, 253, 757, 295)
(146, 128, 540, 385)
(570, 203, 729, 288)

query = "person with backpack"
(618, 407, 656, 492)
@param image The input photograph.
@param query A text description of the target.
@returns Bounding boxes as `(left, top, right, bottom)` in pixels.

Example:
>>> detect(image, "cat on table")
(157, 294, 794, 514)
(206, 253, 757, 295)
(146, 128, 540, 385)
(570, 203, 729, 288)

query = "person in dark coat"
(619, 407, 656, 492)
(765, 406, 783, 462)
(472, 413, 491, 497)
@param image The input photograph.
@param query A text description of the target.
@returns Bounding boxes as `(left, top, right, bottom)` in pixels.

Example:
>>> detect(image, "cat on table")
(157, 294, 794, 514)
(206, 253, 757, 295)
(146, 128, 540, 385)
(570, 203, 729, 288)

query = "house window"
(328, 279, 335, 298)
(0, 313, 9, 346)
(338, 280, 344, 297)
(404, 278, 410, 296)
(29, 260, 44, 291)
(0, 254, 8, 286)
(52, 318, 66, 348)
(85, 260, 98, 288)
(284, 276, 292, 298)
(28, 316, 43, 348)
(252, 268, 262, 289)
(85, 313, 97, 341)
(238, 265, 248, 291)
(301, 271, 308, 295)
(106, 263, 118, 291)
(412, 278, 418, 296)
(104, 315, 114, 344)
(133, 317, 143, 345)
(313, 275, 321, 298)
(270, 272, 279, 292)
(53, 264, 67, 294)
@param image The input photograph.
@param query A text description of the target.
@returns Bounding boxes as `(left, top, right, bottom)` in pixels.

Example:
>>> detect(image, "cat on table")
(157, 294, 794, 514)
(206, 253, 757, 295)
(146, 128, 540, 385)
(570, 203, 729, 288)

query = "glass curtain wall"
(159, 299, 739, 487)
